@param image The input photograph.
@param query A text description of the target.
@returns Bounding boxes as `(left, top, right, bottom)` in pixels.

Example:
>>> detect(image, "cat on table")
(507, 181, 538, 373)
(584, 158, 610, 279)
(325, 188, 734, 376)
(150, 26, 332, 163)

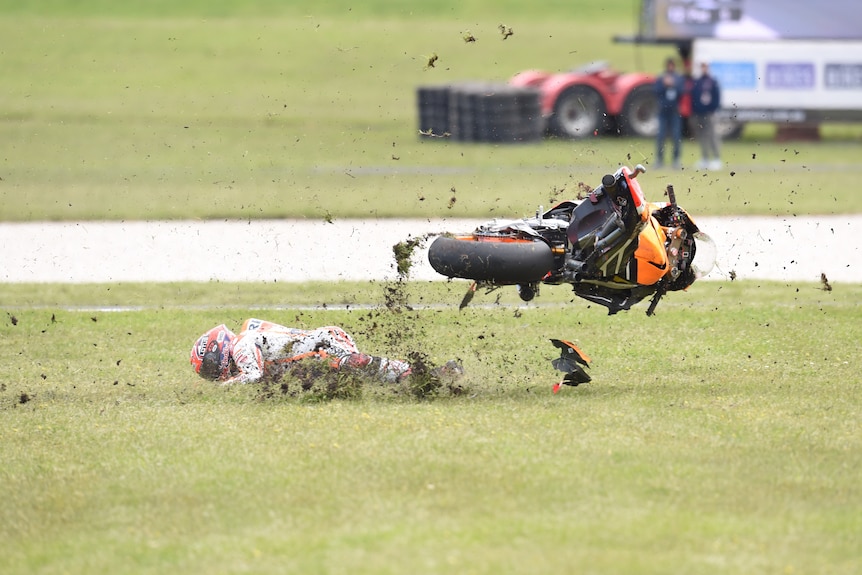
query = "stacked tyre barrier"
(417, 83, 543, 143)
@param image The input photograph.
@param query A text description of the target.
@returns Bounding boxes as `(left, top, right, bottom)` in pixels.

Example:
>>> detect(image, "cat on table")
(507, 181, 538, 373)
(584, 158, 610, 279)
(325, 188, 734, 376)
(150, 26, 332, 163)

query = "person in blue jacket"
(691, 62, 723, 170)
(654, 57, 686, 169)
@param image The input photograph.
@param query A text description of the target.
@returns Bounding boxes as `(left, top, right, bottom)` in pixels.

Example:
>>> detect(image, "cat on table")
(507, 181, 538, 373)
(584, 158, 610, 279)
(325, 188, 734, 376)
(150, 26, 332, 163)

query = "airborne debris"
(462, 31, 476, 43)
(255, 352, 463, 402)
(550, 339, 592, 393)
(820, 272, 832, 291)
(549, 184, 566, 201)
(498, 24, 514, 40)
(249, 231, 470, 403)
(425, 53, 438, 69)
(418, 128, 450, 138)
(392, 236, 427, 279)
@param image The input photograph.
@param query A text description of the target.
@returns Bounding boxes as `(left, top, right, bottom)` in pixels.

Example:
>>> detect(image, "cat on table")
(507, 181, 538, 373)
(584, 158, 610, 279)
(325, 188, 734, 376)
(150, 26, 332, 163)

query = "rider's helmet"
(190, 324, 236, 380)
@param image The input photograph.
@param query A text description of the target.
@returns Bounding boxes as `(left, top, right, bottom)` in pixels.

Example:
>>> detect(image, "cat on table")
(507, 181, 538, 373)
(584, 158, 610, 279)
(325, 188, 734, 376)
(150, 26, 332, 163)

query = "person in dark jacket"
(691, 62, 722, 170)
(654, 57, 686, 169)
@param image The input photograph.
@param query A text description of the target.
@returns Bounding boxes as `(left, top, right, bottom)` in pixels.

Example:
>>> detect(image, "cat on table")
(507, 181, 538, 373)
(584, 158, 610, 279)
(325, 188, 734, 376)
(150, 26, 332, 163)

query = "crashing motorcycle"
(427, 164, 716, 316)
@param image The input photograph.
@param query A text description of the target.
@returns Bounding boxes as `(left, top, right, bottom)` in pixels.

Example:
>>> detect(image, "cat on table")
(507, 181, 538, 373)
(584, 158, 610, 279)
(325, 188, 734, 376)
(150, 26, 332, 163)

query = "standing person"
(691, 62, 722, 170)
(190, 318, 462, 385)
(679, 60, 694, 140)
(654, 57, 686, 169)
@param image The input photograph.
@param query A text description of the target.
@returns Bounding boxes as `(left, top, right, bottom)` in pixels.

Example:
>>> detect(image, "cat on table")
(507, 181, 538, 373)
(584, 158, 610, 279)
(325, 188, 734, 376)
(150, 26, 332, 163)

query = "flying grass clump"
(405, 351, 468, 400)
(392, 235, 428, 279)
(252, 357, 462, 402)
(252, 235, 469, 402)
(252, 359, 368, 402)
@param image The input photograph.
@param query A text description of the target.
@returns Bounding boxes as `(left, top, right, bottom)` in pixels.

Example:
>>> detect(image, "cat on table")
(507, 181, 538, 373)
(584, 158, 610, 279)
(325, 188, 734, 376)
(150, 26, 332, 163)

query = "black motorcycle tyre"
(428, 235, 555, 284)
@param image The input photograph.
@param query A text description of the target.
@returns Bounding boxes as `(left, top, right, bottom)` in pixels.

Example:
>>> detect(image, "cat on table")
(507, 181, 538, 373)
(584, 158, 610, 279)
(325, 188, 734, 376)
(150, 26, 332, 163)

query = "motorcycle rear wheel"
(428, 235, 555, 284)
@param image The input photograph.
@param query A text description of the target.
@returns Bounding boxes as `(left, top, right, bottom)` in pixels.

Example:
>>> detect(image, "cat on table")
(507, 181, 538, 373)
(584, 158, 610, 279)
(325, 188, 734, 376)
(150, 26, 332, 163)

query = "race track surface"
(2, 216, 860, 284)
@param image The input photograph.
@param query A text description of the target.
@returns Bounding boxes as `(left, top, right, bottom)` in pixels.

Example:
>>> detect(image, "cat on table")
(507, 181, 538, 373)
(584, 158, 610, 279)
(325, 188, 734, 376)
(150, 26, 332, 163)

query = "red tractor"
(510, 61, 660, 139)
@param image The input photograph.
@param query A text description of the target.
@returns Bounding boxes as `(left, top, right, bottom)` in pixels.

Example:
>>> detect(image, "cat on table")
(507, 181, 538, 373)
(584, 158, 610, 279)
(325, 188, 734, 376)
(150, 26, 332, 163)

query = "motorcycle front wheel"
(428, 235, 555, 284)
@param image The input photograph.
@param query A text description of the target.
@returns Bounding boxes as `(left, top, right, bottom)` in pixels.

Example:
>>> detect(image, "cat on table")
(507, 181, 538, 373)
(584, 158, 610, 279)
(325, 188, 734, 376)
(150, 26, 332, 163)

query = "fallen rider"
(190, 318, 463, 385)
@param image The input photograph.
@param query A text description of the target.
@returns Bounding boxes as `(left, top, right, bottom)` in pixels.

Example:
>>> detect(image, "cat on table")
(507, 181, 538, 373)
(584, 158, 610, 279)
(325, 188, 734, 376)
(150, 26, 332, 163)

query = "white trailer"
(693, 39, 862, 130)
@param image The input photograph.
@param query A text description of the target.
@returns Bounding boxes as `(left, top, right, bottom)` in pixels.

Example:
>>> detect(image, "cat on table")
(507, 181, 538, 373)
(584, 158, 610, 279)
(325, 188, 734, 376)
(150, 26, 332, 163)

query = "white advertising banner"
(693, 39, 862, 112)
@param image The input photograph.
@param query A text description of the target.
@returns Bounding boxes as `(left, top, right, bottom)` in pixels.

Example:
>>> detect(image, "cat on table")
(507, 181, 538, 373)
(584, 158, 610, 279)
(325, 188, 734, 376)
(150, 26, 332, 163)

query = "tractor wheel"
(618, 85, 658, 138)
(548, 85, 607, 139)
(715, 117, 744, 140)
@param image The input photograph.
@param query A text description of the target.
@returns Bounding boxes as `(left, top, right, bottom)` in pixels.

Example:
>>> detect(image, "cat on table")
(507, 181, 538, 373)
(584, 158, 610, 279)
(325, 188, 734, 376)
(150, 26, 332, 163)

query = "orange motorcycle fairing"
(550, 338, 592, 387)
(633, 216, 670, 286)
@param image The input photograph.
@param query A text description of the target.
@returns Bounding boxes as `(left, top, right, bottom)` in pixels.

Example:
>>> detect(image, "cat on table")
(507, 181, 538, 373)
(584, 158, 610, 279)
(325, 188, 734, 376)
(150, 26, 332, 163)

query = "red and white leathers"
(221, 318, 412, 385)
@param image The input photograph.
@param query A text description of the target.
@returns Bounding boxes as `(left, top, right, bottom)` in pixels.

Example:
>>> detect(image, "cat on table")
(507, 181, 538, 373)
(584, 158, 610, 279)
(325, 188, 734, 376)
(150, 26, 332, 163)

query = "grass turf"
(1, 5, 860, 221)
(1, 280, 860, 574)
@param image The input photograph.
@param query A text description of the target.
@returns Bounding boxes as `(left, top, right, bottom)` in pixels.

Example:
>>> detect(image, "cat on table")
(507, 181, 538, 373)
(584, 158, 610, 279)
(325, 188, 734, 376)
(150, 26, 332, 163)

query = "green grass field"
(2, 1, 861, 573)
(1, 1, 860, 221)
(2, 280, 861, 574)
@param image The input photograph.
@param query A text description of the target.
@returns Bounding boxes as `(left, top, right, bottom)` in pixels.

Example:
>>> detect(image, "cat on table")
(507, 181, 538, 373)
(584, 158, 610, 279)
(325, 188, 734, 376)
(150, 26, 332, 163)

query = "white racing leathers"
(222, 318, 411, 384)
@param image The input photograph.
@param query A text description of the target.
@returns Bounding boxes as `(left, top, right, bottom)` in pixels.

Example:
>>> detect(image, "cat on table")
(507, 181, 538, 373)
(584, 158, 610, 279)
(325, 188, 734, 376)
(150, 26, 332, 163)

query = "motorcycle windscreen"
(691, 231, 717, 279)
